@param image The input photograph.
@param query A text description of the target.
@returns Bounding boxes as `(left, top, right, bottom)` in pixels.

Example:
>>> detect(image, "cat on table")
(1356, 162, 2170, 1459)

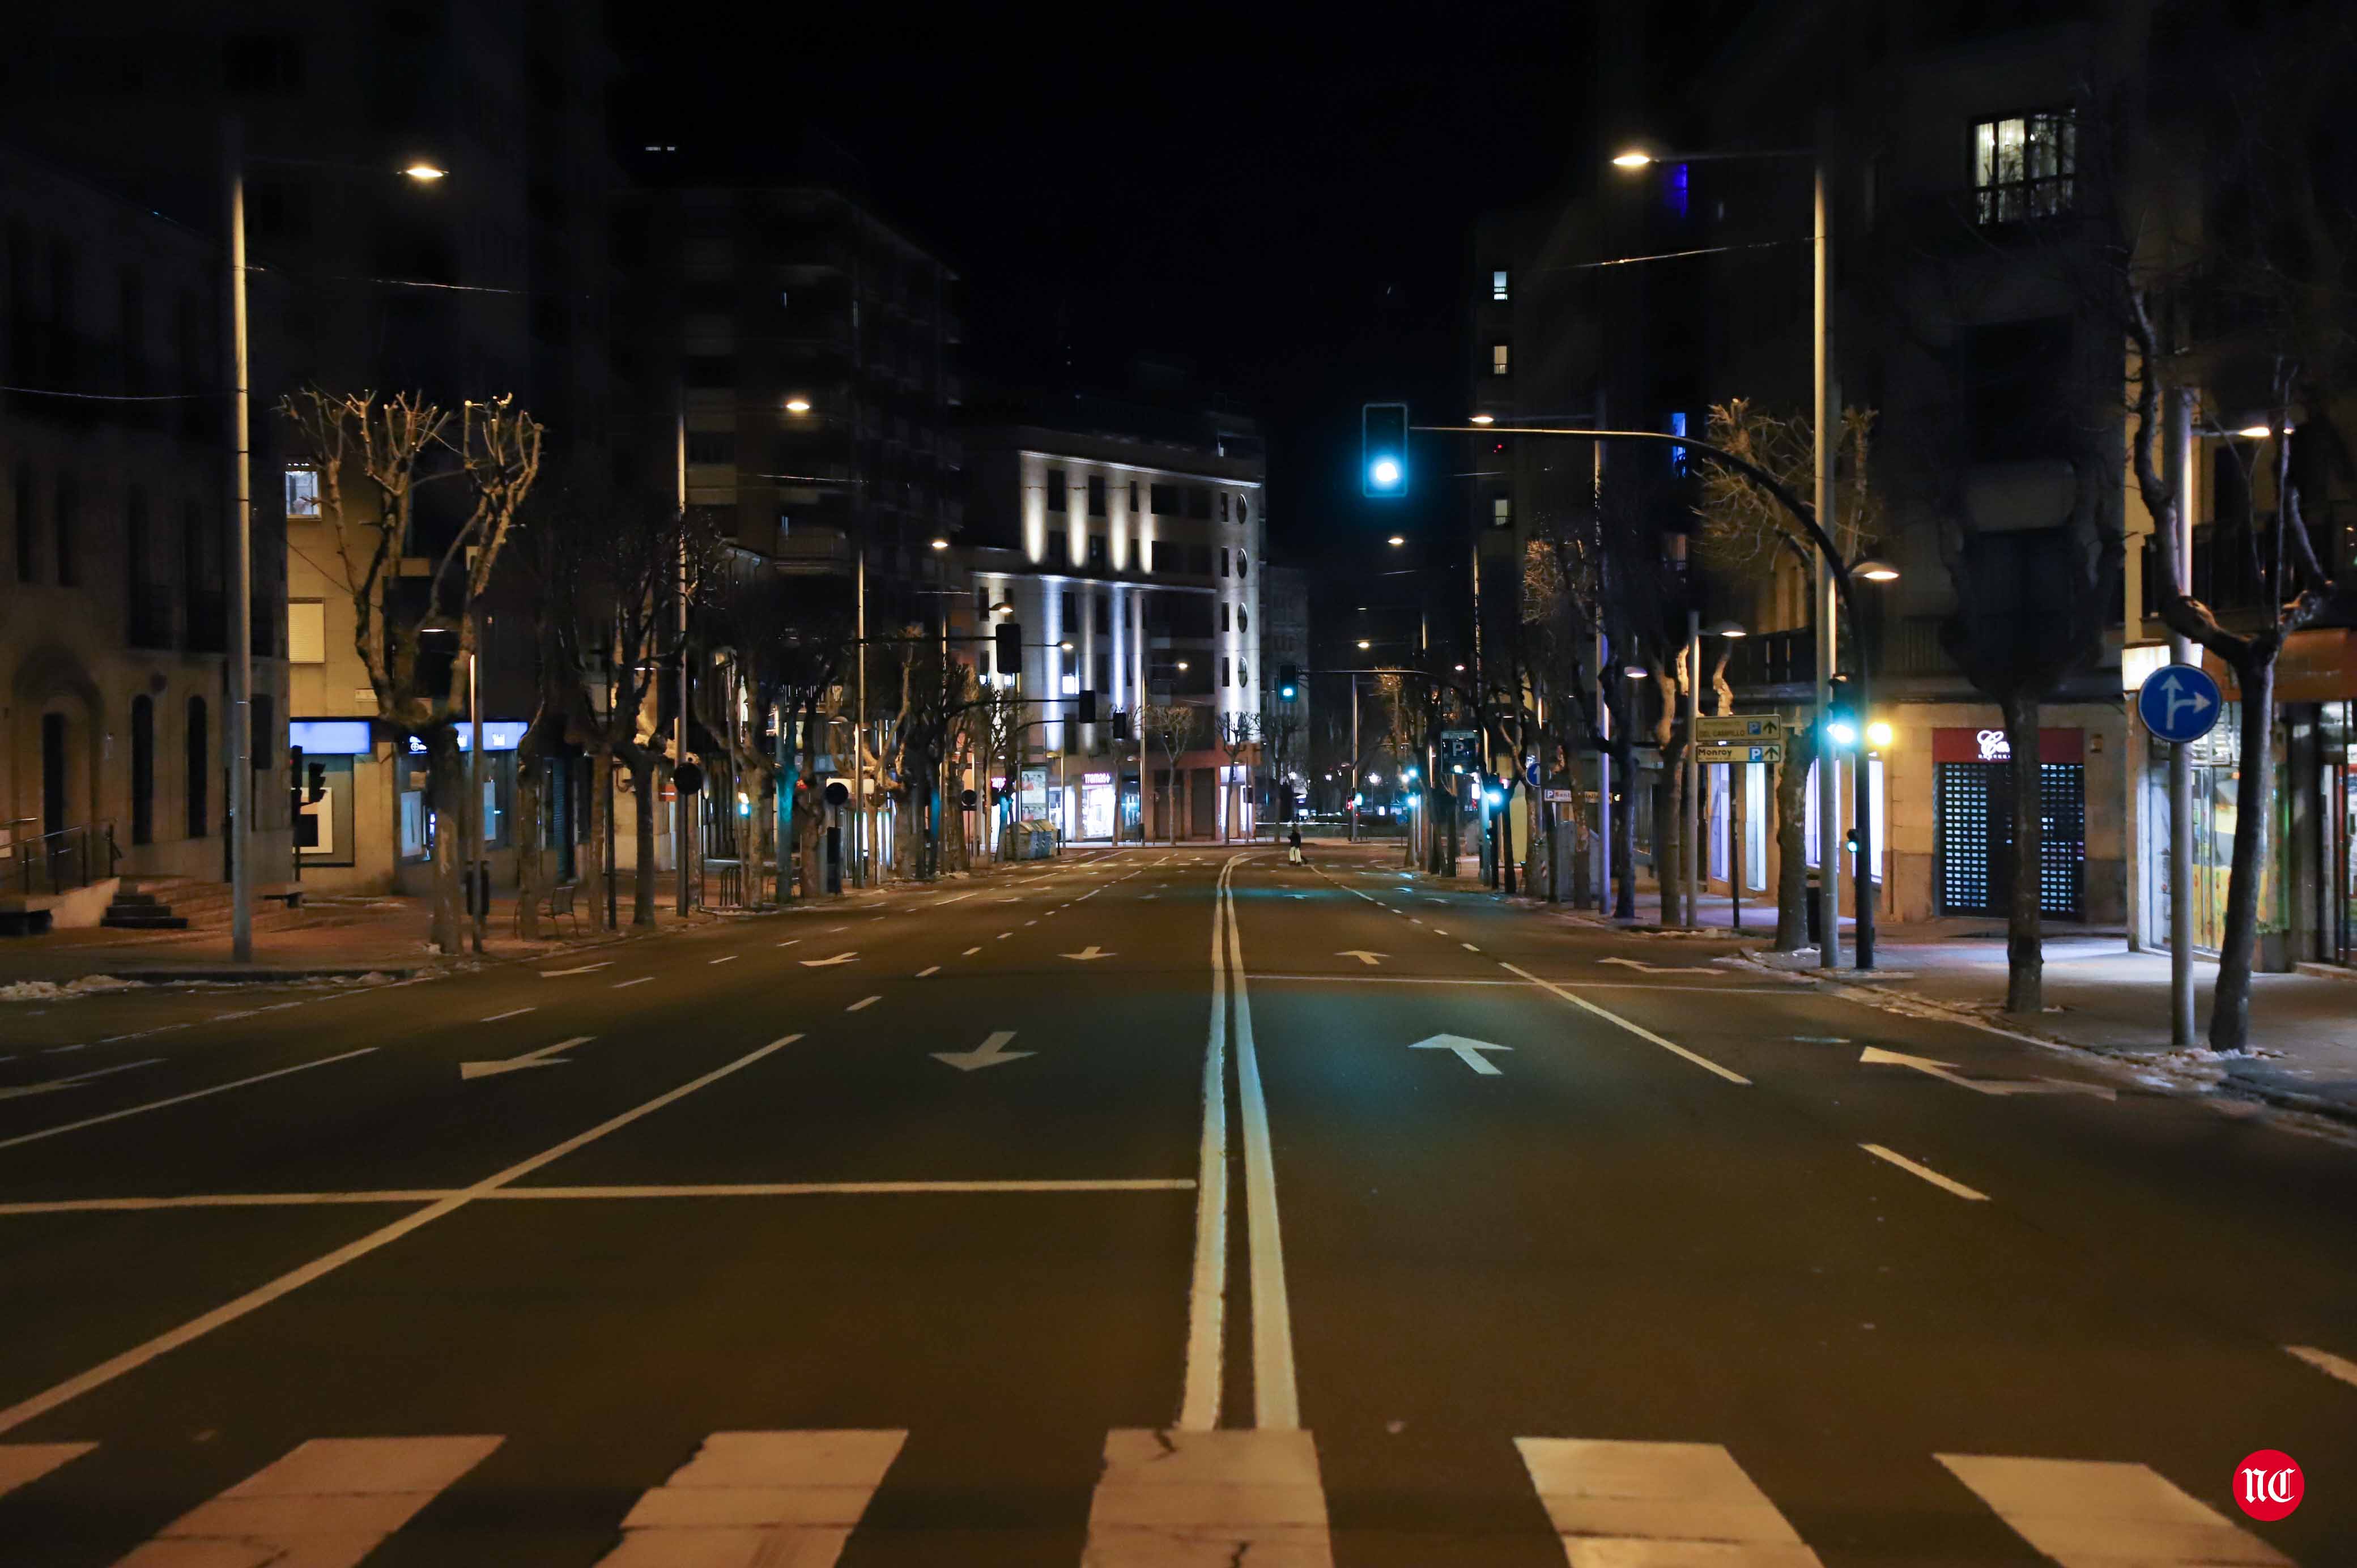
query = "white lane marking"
(480, 1007, 537, 1022)
(916, 966, 941, 978)
(1500, 963, 1751, 1085)
(1226, 857, 1301, 1430)
(776, 939, 803, 948)
(1517, 1437, 1824, 1565)
(709, 955, 738, 965)
(1462, 942, 1482, 953)
(1431, 926, 1448, 934)
(0, 1048, 377, 1153)
(126, 1434, 503, 1566)
(845, 995, 880, 1013)
(1857, 1046, 2116, 1100)
(1061, 945, 1116, 961)
(933, 891, 979, 907)
(461, 1035, 595, 1081)
(1248, 974, 1803, 992)
(800, 952, 859, 966)
(0, 1180, 1201, 1216)
(962, 947, 982, 957)
(539, 961, 613, 977)
(45, 1043, 90, 1054)
(0, 1441, 93, 1498)
(613, 977, 653, 989)
(1085, 1429, 1331, 1565)
(1598, 955, 1720, 975)
(0, 1032, 805, 1435)
(1861, 1143, 1989, 1201)
(930, 1029, 1029, 1071)
(1411, 1034, 1511, 1076)
(2285, 1344, 2357, 1391)
(995, 931, 1012, 940)
(1335, 950, 1386, 966)
(599, 1429, 905, 1566)
(1024, 918, 1038, 927)
(827, 925, 849, 933)
(1179, 865, 1232, 1433)
(0, 1058, 164, 1102)
(1937, 1454, 2291, 1567)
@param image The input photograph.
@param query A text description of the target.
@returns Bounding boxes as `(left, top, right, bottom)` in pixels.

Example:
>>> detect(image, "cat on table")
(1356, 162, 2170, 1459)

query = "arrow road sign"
(1336, 951, 1388, 966)
(931, 1030, 1033, 1072)
(1061, 946, 1116, 961)
(1410, 1034, 1512, 1076)
(1859, 1045, 2115, 1100)
(462, 1036, 594, 1081)
(800, 952, 860, 967)
(2136, 664, 2223, 744)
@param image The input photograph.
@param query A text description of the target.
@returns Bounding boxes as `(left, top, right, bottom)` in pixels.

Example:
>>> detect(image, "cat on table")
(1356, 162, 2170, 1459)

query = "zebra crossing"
(0, 1429, 2298, 1566)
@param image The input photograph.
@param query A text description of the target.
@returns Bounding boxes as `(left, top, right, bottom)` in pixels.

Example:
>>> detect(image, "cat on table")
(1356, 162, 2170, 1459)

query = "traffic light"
(1278, 663, 1299, 700)
(1112, 709, 1133, 743)
(1077, 689, 1098, 725)
(994, 619, 1022, 683)
(1362, 402, 1409, 498)
(1825, 674, 1860, 748)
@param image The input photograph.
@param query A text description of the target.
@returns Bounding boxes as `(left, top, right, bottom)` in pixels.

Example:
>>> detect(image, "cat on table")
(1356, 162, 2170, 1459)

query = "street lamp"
(1388, 535, 1406, 547)
(1469, 413, 1495, 426)
(930, 536, 950, 551)
(1853, 557, 1900, 582)
(402, 163, 448, 181)
(785, 398, 811, 415)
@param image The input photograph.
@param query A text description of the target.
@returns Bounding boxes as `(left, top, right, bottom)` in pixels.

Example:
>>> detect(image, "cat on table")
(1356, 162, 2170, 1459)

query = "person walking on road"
(1287, 824, 1304, 866)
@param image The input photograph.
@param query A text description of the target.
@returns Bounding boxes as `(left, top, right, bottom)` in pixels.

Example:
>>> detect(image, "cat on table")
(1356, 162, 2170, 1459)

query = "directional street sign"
(1695, 743, 1782, 765)
(2136, 664, 2223, 744)
(1695, 715, 1784, 743)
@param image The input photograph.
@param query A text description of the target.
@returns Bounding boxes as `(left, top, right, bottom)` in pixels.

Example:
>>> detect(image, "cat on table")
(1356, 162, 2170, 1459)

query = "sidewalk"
(1440, 875, 2357, 1126)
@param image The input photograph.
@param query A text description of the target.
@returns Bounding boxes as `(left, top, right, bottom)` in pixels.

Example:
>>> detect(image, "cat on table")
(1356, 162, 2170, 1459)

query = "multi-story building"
(1, 143, 290, 924)
(963, 396, 1265, 841)
(1258, 564, 1311, 816)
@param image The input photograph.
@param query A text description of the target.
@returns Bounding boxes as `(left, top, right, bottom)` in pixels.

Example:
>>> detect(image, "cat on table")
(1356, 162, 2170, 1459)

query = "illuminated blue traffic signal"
(1363, 403, 1409, 498)
(1824, 674, 1860, 748)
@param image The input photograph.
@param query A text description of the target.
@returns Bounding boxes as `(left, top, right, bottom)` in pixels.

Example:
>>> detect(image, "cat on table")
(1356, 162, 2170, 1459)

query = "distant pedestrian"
(1287, 825, 1303, 866)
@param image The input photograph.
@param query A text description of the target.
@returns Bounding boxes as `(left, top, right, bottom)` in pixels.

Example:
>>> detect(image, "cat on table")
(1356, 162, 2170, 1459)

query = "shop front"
(1932, 726, 2086, 919)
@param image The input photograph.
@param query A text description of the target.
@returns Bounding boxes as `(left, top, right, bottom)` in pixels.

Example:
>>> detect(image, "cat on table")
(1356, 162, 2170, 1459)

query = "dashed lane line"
(1861, 1143, 1989, 1201)
(612, 977, 653, 990)
(480, 1008, 536, 1023)
(916, 966, 941, 978)
(846, 996, 881, 1013)
(963, 947, 982, 957)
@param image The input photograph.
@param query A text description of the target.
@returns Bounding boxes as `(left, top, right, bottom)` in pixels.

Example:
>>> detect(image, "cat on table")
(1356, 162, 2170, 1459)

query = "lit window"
(1491, 495, 1512, 529)
(1060, 672, 1079, 696)
(1491, 269, 1509, 302)
(1972, 110, 2075, 224)
(1668, 411, 1689, 476)
(284, 467, 320, 517)
(1491, 341, 1511, 377)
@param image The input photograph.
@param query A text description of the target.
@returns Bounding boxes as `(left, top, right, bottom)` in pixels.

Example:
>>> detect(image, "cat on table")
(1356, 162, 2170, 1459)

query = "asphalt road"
(0, 843, 2350, 1566)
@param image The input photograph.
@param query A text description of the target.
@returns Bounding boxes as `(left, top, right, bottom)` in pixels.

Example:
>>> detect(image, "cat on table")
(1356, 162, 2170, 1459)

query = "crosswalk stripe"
(1515, 1438, 1825, 1566)
(1938, 1455, 2294, 1566)
(0, 1441, 93, 1498)
(1083, 1428, 1332, 1566)
(597, 1429, 905, 1567)
(113, 1434, 500, 1567)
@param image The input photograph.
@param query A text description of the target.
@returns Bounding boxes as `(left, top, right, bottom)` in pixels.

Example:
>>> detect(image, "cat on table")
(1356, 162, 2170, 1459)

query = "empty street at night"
(1, 845, 2351, 1563)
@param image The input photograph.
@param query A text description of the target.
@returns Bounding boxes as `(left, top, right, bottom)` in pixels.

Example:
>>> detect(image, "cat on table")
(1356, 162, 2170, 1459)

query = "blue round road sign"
(2137, 663, 2223, 744)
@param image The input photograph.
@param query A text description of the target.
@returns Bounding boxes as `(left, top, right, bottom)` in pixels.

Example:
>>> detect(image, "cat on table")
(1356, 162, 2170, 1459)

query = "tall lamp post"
(223, 120, 444, 961)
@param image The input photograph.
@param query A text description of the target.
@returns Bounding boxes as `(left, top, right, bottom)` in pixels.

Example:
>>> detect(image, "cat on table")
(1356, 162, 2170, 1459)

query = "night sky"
(612, 3, 1592, 574)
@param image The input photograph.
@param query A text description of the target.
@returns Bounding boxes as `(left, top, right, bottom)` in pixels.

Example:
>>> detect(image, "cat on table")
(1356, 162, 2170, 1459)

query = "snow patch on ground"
(0, 975, 143, 1003)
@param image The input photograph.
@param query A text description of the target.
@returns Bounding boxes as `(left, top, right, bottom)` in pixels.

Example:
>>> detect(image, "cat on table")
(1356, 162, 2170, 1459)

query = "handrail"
(4, 821, 120, 897)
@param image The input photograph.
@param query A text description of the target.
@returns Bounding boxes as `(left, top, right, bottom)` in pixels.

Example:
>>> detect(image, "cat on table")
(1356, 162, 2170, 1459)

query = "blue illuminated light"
(1828, 721, 1858, 747)
(1369, 456, 1402, 490)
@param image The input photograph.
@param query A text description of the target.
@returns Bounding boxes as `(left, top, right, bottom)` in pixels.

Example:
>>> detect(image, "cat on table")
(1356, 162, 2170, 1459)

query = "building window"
(1153, 540, 1179, 572)
(284, 466, 320, 517)
(54, 472, 78, 585)
(186, 695, 209, 838)
(1220, 602, 1231, 632)
(1060, 671, 1079, 696)
(1222, 657, 1231, 688)
(1239, 607, 1248, 633)
(1129, 480, 1139, 509)
(1491, 494, 1513, 529)
(1972, 110, 2076, 224)
(1151, 482, 1180, 514)
(684, 431, 734, 465)
(1667, 411, 1690, 476)
(1087, 475, 1107, 517)
(12, 463, 33, 581)
(1238, 660, 1248, 688)
(1491, 268, 1509, 301)
(1237, 552, 1248, 578)
(1045, 468, 1067, 512)
(1491, 342, 1511, 377)
(1188, 486, 1212, 519)
(1047, 533, 1071, 567)
(130, 696, 155, 846)
(1095, 597, 1111, 635)
(1219, 493, 1230, 522)
(1219, 547, 1230, 578)
(1087, 534, 1107, 570)
(1190, 544, 1213, 575)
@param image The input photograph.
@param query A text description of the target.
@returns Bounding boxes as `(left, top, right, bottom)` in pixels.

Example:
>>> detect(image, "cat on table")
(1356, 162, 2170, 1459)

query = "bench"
(517, 880, 582, 936)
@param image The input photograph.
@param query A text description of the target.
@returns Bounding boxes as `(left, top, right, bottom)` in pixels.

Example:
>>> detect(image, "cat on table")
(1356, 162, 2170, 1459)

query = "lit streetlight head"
(402, 163, 447, 181)
(1176, 660, 1190, 672)
(1388, 534, 1406, 547)
(1453, 662, 1466, 672)
(785, 398, 811, 415)
(1853, 557, 1900, 583)
(1866, 720, 1895, 750)
(2236, 424, 2282, 438)
(1058, 640, 1075, 651)
(1706, 619, 1747, 638)
(1356, 639, 1372, 650)
(1470, 413, 1495, 426)
(990, 600, 1013, 615)
(930, 536, 950, 551)
(1611, 150, 1656, 169)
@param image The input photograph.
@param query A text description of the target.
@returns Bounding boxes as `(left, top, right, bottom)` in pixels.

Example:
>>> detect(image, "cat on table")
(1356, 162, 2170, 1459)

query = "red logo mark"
(2234, 1450, 2303, 1522)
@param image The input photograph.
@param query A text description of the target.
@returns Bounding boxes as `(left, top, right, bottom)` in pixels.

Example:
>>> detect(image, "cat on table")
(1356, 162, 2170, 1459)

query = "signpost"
(2137, 663, 2223, 1050)
(2136, 665, 2223, 744)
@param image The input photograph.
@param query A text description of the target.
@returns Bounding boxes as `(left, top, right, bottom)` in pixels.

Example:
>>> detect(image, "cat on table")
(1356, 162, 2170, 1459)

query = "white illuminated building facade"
(964, 409, 1264, 841)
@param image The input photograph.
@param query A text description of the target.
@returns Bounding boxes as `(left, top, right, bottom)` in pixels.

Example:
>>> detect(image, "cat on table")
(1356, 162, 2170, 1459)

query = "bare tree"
(1215, 713, 1258, 843)
(1138, 701, 1201, 844)
(280, 389, 542, 953)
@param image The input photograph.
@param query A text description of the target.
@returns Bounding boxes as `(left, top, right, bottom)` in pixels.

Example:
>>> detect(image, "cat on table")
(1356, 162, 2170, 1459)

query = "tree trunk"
(1653, 760, 1684, 927)
(2001, 690, 2043, 1014)
(586, 749, 612, 933)
(426, 740, 463, 955)
(1773, 737, 1810, 952)
(629, 757, 658, 928)
(514, 745, 544, 941)
(2210, 651, 2277, 1053)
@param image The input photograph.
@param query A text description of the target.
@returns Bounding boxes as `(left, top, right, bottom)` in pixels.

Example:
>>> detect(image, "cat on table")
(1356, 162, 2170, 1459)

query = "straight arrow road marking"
(0, 1059, 164, 1102)
(461, 1037, 593, 1081)
(1859, 1046, 2117, 1100)
(1335, 951, 1386, 966)
(1598, 956, 1714, 975)
(931, 1030, 1032, 1072)
(1062, 945, 1115, 961)
(1411, 1034, 1511, 1076)
(799, 952, 859, 966)
(539, 962, 612, 977)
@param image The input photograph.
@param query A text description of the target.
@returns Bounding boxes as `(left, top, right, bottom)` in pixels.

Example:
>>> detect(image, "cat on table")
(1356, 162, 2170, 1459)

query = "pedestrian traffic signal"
(1278, 663, 1299, 700)
(1825, 674, 1860, 748)
(1363, 402, 1409, 498)
(1077, 689, 1098, 725)
(994, 620, 1022, 682)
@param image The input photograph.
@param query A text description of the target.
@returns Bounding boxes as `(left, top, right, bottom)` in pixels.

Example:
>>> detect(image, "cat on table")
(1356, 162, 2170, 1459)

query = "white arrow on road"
(1598, 956, 1714, 975)
(1860, 1045, 2116, 1100)
(800, 952, 860, 967)
(1410, 1034, 1512, 1076)
(1335, 951, 1388, 966)
(931, 1030, 1033, 1072)
(539, 961, 612, 977)
(0, 1058, 163, 1101)
(461, 1036, 594, 1081)
(1061, 945, 1116, 961)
